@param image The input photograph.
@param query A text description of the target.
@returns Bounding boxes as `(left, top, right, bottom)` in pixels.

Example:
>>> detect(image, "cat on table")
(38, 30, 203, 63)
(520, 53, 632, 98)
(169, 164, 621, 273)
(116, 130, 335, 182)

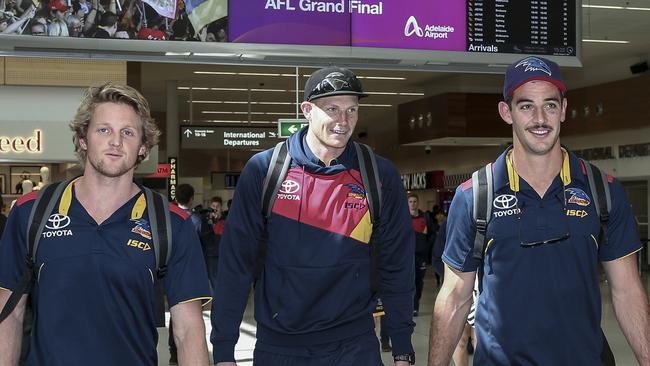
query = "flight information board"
(467, 0, 576, 56)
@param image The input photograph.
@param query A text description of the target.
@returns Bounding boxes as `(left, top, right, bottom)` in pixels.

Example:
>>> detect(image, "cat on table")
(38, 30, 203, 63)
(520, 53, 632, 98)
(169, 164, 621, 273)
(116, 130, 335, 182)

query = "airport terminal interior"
(1, 0, 650, 365)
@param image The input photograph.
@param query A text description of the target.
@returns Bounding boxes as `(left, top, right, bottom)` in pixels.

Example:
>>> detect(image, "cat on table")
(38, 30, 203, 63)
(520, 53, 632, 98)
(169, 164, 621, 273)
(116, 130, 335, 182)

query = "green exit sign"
(278, 119, 309, 138)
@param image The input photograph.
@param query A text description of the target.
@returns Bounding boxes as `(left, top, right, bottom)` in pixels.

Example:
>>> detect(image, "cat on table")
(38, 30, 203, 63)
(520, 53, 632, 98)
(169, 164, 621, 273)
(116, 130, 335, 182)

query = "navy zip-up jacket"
(210, 127, 415, 362)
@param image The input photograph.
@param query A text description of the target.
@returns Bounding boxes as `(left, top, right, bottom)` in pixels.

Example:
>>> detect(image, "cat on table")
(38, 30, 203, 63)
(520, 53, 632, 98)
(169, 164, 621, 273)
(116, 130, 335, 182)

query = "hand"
(395, 361, 410, 366)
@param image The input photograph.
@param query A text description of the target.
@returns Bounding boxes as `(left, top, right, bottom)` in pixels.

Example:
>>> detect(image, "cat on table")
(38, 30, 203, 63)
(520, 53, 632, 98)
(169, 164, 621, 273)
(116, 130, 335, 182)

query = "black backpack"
(470, 158, 615, 366)
(0, 179, 172, 323)
(255, 141, 383, 293)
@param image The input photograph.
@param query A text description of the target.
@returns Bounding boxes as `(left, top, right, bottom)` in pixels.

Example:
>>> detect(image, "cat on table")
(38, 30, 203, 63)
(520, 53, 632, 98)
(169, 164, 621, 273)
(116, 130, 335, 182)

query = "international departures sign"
(181, 126, 280, 150)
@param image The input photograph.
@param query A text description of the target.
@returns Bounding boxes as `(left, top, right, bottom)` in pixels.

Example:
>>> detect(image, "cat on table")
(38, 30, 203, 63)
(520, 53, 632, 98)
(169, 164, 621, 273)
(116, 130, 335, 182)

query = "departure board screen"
(467, 0, 577, 56)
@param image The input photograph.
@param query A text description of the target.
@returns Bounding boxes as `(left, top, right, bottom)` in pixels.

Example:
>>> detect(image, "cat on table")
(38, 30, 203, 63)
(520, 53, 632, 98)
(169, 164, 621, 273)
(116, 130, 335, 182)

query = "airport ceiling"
(134, 2, 650, 138)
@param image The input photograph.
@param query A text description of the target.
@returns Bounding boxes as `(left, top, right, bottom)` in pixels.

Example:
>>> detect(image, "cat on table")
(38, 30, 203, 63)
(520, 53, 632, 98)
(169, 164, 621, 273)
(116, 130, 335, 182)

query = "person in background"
(204, 196, 225, 290)
(408, 193, 429, 317)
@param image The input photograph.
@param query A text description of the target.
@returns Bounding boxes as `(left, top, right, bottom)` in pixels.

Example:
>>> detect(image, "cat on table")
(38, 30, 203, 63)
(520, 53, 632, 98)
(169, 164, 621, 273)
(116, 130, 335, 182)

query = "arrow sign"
(278, 118, 309, 138)
(183, 129, 193, 138)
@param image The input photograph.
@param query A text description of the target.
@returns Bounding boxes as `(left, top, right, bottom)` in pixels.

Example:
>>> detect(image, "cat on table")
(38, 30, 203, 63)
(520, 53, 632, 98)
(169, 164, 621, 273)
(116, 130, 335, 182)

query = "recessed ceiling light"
(582, 39, 629, 44)
(582, 4, 650, 11)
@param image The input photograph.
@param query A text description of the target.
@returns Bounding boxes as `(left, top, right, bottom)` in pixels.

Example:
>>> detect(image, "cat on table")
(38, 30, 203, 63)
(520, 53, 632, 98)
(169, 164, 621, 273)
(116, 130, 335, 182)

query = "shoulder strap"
(581, 159, 611, 245)
(354, 142, 382, 222)
(354, 142, 382, 293)
(255, 142, 291, 281)
(261, 141, 291, 219)
(472, 163, 493, 260)
(0, 180, 67, 324)
(143, 187, 172, 278)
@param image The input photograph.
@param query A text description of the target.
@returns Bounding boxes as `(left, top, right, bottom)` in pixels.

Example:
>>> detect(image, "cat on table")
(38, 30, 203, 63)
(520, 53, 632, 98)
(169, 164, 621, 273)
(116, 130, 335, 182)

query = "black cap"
(304, 66, 368, 102)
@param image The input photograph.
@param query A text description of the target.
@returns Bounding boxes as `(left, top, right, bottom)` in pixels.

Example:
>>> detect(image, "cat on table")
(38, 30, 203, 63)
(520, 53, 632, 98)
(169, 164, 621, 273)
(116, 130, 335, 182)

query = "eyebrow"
(514, 96, 561, 105)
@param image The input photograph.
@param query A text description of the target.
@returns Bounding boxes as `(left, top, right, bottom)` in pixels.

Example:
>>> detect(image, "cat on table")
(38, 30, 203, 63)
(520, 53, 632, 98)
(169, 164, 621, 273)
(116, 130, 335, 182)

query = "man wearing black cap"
(427, 56, 650, 365)
(210, 66, 416, 366)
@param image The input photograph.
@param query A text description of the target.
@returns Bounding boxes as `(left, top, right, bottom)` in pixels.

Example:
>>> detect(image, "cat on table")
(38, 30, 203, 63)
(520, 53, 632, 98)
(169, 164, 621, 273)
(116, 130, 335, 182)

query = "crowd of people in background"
(0, 0, 227, 41)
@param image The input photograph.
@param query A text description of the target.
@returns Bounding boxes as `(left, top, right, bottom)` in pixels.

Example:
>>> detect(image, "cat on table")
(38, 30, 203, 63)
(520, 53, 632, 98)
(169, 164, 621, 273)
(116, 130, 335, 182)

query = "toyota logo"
(279, 180, 300, 194)
(493, 194, 518, 210)
(45, 214, 71, 230)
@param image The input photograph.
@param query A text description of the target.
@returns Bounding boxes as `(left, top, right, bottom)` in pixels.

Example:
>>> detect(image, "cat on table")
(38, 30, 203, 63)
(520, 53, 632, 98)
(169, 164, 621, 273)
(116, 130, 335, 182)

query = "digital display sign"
(229, 0, 577, 56)
(466, 0, 576, 56)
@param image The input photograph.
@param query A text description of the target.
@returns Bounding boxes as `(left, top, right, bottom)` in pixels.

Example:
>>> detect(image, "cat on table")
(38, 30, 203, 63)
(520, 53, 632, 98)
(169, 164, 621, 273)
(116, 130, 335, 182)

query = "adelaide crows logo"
(131, 218, 153, 240)
(515, 57, 552, 76)
(345, 183, 366, 200)
(566, 188, 591, 207)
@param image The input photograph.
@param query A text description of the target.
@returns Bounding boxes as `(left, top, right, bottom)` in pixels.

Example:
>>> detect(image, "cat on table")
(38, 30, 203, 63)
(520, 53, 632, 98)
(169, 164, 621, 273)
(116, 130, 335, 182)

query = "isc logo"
(127, 239, 151, 251)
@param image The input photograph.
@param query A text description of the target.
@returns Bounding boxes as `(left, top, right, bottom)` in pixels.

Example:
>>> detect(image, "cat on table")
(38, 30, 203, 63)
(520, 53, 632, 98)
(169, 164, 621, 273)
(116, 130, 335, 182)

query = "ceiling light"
(360, 104, 393, 107)
(192, 53, 239, 57)
(582, 39, 629, 44)
(365, 91, 424, 96)
(165, 52, 190, 56)
(582, 4, 650, 11)
(193, 71, 298, 77)
(300, 74, 405, 80)
(189, 100, 294, 105)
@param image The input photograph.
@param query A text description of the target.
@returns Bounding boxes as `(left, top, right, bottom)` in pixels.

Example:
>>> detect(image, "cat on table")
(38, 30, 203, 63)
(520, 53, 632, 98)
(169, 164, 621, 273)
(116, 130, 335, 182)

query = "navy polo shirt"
(443, 148, 642, 365)
(0, 183, 211, 366)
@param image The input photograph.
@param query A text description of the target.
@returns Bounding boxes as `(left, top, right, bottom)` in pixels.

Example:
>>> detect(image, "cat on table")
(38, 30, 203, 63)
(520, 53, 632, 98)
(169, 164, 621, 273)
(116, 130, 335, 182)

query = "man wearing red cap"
(47, 0, 69, 36)
(427, 56, 649, 365)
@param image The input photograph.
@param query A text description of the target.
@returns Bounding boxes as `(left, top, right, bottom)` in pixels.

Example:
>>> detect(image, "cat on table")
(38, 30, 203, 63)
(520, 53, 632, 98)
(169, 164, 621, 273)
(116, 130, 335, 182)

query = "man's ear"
(300, 101, 313, 120)
(498, 101, 513, 126)
(79, 138, 87, 150)
(138, 145, 146, 157)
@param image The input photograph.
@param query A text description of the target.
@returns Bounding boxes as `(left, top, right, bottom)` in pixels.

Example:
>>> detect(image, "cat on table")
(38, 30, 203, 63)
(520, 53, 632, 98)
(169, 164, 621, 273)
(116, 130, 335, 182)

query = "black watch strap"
(394, 353, 415, 365)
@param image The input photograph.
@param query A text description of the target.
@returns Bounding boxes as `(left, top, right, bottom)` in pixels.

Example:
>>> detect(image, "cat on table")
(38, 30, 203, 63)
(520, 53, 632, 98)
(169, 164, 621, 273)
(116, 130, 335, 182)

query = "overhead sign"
(278, 119, 309, 138)
(181, 126, 280, 150)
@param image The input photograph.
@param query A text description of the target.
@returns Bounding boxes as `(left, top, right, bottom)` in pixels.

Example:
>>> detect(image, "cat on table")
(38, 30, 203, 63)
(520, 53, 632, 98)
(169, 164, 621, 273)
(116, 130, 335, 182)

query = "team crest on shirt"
(345, 183, 366, 200)
(344, 183, 367, 210)
(566, 188, 591, 207)
(131, 218, 153, 240)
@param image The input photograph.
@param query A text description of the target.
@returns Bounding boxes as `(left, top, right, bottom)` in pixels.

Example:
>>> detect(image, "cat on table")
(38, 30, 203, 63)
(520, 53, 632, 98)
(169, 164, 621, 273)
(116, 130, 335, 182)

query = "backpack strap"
(0, 180, 68, 324)
(581, 159, 611, 246)
(255, 141, 291, 281)
(354, 142, 382, 293)
(261, 142, 291, 220)
(143, 187, 172, 278)
(472, 163, 493, 260)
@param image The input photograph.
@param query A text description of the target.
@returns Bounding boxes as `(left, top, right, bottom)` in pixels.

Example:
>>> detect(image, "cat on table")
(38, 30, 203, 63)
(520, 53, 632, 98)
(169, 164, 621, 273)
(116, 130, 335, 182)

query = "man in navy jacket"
(211, 66, 416, 366)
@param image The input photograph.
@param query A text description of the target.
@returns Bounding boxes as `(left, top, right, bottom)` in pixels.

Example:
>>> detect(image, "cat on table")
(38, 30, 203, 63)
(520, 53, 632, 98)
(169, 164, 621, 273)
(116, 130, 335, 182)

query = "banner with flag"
(185, 0, 226, 32)
(143, 0, 177, 19)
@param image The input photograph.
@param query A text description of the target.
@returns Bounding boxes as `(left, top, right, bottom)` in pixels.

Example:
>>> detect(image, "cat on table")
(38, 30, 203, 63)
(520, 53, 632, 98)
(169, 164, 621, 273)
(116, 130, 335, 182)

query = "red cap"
(49, 0, 69, 12)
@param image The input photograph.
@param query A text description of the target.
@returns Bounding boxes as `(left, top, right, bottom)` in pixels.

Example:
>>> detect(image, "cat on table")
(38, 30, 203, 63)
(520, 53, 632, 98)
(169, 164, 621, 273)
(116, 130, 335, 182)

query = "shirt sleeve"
(375, 158, 416, 356)
(164, 215, 212, 307)
(210, 152, 267, 363)
(0, 202, 30, 292)
(442, 185, 481, 272)
(599, 178, 643, 262)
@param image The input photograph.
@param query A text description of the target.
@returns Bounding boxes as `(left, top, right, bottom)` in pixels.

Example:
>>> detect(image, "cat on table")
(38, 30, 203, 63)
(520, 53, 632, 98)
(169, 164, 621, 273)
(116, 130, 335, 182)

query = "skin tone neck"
(497, 80, 567, 197)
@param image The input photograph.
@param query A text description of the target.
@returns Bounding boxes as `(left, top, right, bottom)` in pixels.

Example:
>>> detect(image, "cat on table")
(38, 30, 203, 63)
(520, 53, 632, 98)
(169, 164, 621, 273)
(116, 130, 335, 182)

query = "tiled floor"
(157, 269, 649, 365)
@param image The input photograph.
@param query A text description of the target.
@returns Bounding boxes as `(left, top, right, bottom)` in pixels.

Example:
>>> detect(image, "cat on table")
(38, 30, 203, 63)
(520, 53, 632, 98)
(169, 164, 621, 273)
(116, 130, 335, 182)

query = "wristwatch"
(394, 353, 415, 365)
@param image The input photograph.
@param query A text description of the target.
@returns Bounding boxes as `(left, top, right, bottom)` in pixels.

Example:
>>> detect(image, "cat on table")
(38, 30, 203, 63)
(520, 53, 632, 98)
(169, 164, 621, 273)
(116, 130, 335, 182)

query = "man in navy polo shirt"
(0, 83, 212, 365)
(427, 57, 650, 365)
